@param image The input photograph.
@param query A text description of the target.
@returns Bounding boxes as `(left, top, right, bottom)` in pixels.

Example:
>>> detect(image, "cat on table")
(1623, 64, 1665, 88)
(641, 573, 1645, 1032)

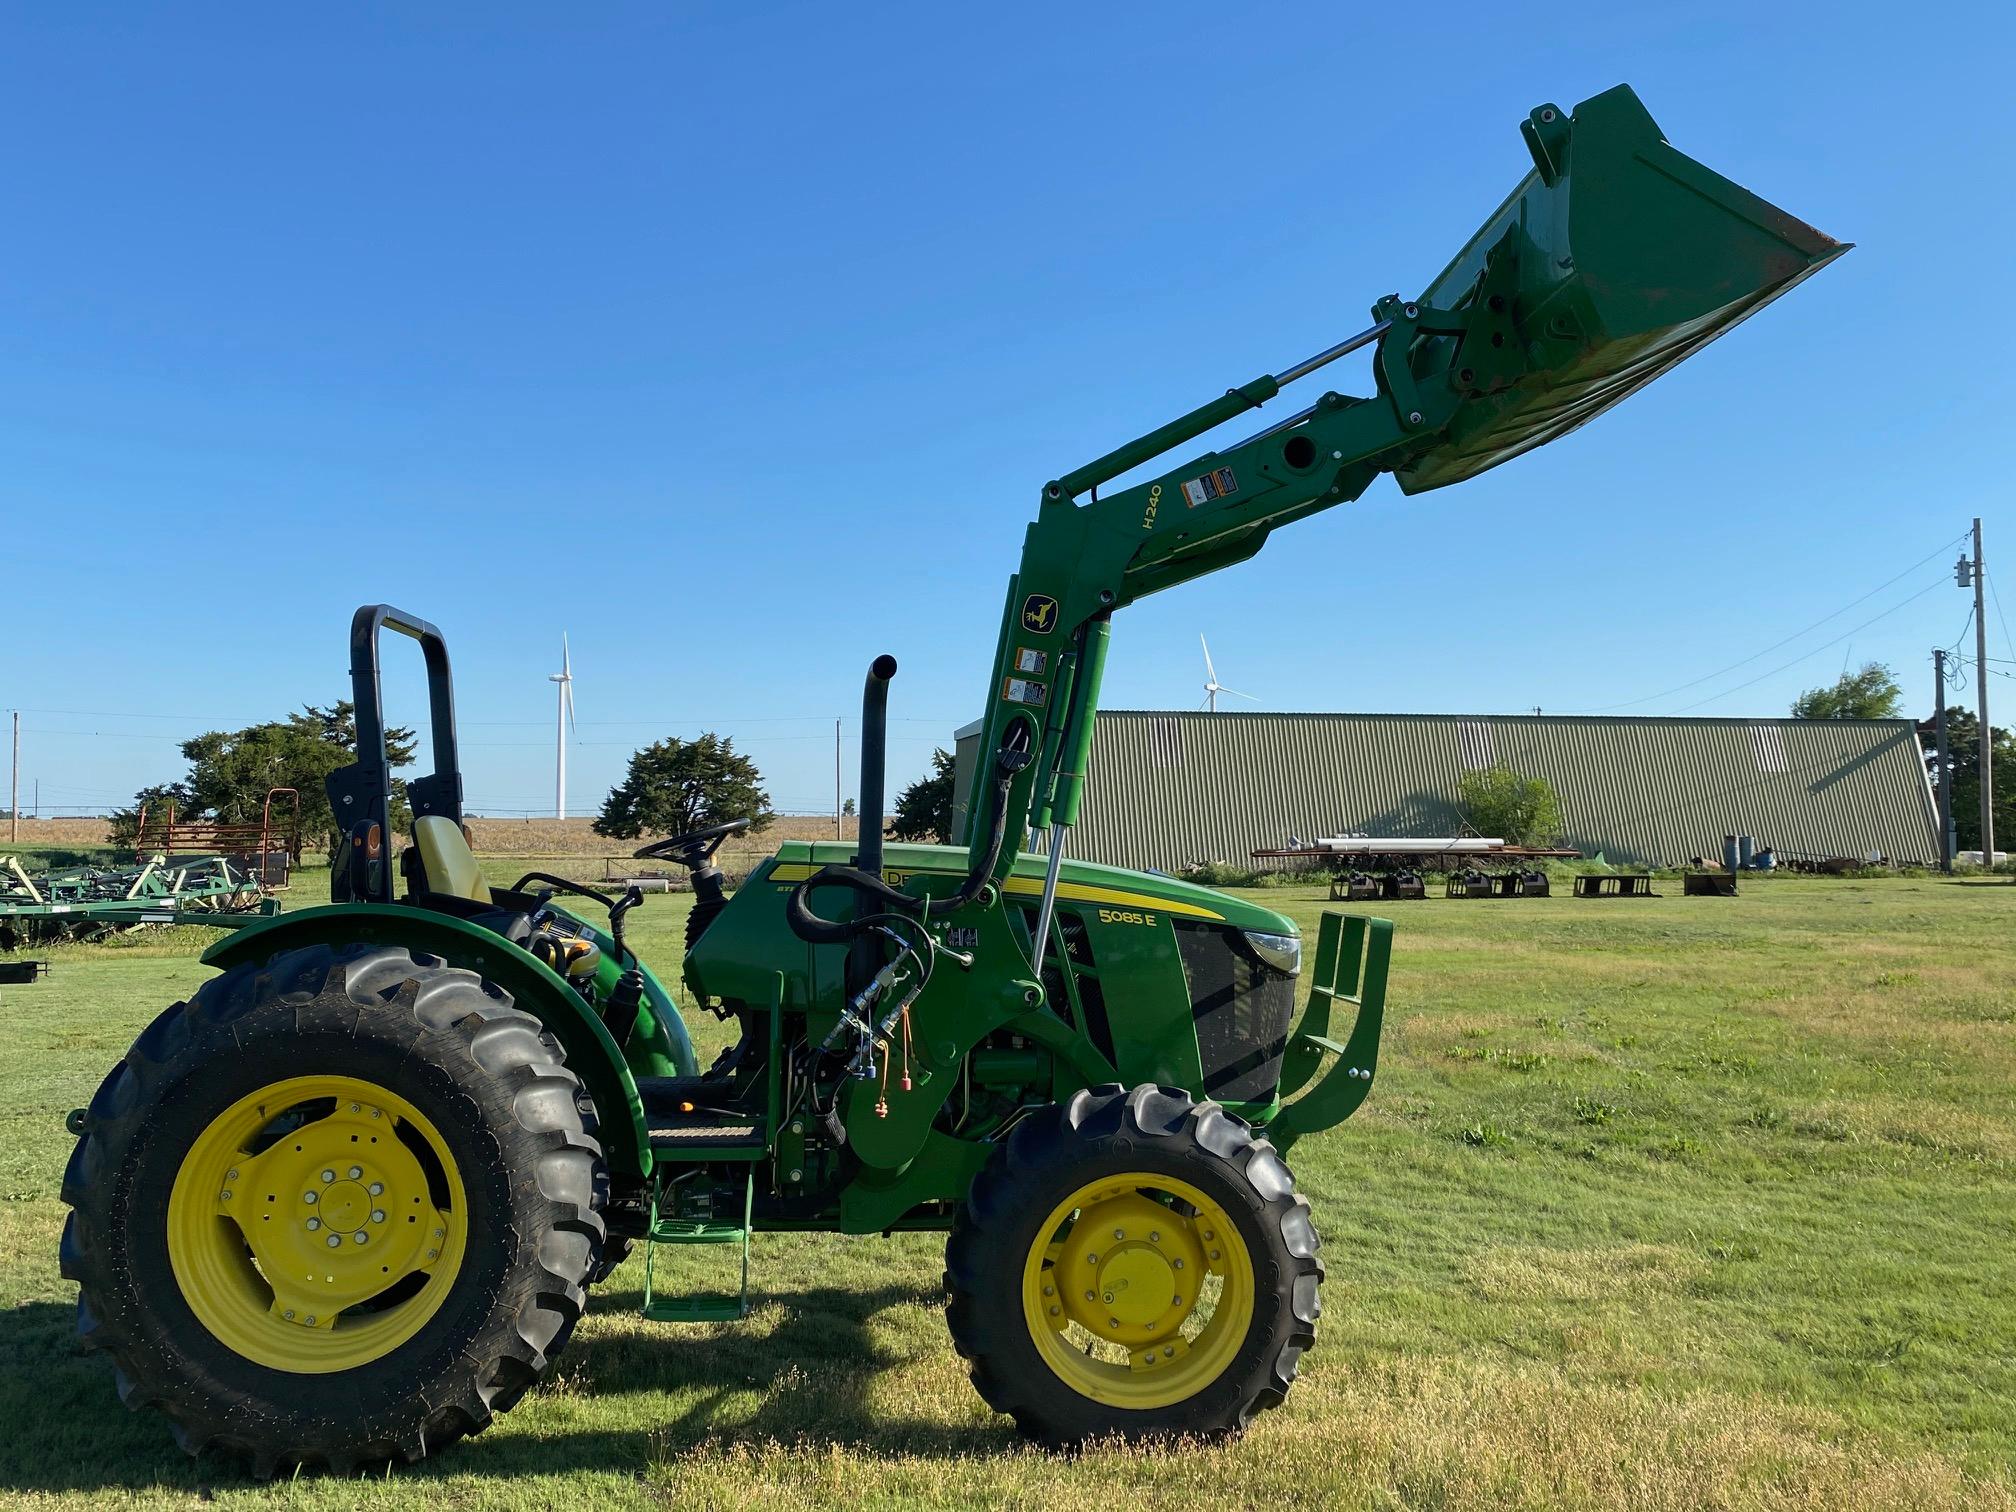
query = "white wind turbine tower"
(1199, 633, 1258, 712)
(549, 635, 577, 819)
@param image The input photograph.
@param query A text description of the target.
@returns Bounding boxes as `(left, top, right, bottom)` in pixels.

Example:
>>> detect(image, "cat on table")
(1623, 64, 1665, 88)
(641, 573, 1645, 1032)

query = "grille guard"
(1266, 913, 1394, 1154)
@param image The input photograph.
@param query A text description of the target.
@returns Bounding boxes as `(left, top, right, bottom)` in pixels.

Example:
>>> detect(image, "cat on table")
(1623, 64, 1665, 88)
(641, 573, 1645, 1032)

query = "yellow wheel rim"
(166, 1074, 468, 1374)
(1020, 1172, 1256, 1410)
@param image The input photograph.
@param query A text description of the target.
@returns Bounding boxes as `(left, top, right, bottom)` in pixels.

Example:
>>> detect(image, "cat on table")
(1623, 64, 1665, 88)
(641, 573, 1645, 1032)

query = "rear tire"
(59, 942, 606, 1475)
(945, 1084, 1322, 1445)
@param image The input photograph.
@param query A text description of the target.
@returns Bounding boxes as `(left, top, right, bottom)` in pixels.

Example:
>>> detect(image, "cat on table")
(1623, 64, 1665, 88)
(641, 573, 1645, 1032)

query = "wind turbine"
(1200, 634, 1258, 713)
(549, 635, 576, 819)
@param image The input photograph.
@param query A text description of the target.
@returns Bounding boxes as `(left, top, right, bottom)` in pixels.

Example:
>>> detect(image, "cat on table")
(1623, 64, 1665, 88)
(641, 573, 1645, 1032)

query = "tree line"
(108, 705, 963, 855)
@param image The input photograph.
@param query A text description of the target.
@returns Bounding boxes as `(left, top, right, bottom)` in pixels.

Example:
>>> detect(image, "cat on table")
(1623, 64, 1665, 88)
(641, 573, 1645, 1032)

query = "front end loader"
(60, 85, 1844, 1471)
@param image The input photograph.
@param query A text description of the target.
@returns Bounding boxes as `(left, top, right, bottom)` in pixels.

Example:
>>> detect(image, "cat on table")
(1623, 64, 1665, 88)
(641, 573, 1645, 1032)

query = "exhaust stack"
(854, 654, 899, 879)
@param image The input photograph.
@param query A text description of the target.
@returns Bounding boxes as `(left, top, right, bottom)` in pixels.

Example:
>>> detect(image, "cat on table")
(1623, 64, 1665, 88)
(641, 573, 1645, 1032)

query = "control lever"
(607, 884, 644, 967)
(600, 886, 647, 1053)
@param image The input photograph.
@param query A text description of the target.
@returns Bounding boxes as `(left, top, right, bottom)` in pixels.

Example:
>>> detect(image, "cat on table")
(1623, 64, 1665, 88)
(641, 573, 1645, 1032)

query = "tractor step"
(648, 1217, 748, 1245)
(642, 1078, 768, 1161)
(641, 1169, 754, 1323)
(647, 1115, 766, 1157)
(642, 1295, 748, 1324)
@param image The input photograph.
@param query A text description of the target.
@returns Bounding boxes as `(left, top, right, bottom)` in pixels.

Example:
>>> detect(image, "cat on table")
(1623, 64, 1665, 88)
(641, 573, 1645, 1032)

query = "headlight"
(1242, 929, 1301, 976)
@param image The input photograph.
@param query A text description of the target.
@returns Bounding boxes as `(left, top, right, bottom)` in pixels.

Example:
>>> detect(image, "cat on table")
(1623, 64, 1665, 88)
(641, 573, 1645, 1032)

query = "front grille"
(1174, 922, 1296, 1103)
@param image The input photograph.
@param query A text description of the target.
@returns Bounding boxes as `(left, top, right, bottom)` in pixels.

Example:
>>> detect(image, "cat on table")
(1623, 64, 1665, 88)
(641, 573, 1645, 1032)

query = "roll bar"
(327, 604, 463, 903)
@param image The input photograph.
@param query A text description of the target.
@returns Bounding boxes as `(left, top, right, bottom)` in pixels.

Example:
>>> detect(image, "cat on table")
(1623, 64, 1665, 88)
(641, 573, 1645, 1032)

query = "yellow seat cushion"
(413, 816, 488, 904)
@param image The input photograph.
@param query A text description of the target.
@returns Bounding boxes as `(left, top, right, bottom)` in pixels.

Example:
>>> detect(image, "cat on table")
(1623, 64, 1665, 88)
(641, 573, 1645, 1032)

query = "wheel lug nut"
(348, 1166, 363, 1180)
(1163, 1345, 1175, 1358)
(434, 1228, 444, 1239)
(303, 1191, 317, 1204)
(306, 1218, 321, 1231)
(226, 1168, 239, 1181)
(1086, 1252, 1098, 1265)
(1085, 1290, 1096, 1301)
(1210, 1250, 1221, 1262)
(1108, 1318, 1121, 1329)
(1173, 1259, 1185, 1270)
(220, 1190, 232, 1201)
(427, 1249, 439, 1260)
(1049, 1305, 1060, 1317)
(1113, 1228, 1125, 1240)
(306, 1315, 317, 1325)
(368, 1183, 383, 1196)
(1042, 1285, 1052, 1296)
(349, 1103, 360, 1112)
(326, 1234, 341, 1248)
(284, 1310, 295, 1320)
(1149, 1231, 1161, 1242)
(321, 1170, 335, 1183)
(354, 1232, 368, 1244)
(372, 1210, 386, 1223)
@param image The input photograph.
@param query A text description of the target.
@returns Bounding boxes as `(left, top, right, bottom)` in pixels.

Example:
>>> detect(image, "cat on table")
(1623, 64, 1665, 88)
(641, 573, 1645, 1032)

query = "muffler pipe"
(854, 654, 899, 879)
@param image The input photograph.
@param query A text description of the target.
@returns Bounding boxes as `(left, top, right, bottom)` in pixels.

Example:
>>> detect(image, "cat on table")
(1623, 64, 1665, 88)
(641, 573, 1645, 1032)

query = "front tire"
(59, 942, 606, 1474)
(945, 1084, 1322, 1445)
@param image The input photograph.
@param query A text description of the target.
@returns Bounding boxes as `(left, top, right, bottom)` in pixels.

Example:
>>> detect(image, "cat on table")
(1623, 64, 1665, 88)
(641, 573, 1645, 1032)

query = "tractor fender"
(201, 904, 654, 1178)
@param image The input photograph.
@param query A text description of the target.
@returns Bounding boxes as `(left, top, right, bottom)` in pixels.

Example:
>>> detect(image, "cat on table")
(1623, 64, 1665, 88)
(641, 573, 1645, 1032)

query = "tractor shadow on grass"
(452, 1280, 1016, 1476)
(0, 1283, 1015, 1493)
(0, 1298, 244, 1496)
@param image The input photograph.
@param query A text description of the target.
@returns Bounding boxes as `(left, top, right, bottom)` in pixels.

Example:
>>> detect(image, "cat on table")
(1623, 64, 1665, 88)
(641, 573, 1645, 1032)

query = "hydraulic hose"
(784, 729, 1027, 946)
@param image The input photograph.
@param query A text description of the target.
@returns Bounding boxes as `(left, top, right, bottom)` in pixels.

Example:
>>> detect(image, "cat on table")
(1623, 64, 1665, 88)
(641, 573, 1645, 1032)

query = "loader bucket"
(1395, 85, 1847, 495)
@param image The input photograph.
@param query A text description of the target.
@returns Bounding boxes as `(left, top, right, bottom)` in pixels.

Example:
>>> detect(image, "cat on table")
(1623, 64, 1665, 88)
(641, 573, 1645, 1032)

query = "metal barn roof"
(1034, 712, 1939, 871)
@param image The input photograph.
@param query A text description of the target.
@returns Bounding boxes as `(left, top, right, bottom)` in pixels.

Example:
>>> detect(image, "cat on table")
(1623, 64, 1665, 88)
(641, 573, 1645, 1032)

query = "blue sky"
(4, 3, 2012, 818)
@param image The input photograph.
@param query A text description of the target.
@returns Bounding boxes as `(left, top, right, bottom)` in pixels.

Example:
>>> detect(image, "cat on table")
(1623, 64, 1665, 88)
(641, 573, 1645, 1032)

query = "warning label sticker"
(1181, 466, 1238, 508)
(1002, 677, 1049, 708)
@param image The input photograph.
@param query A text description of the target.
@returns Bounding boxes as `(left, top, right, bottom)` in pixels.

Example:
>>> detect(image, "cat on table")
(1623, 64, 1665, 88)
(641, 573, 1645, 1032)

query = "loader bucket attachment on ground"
(1395, 84, 1848, 494)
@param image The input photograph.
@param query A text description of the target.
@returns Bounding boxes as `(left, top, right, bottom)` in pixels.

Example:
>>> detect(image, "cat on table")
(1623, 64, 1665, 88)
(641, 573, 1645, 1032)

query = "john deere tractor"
(60, 85, 1843, 1471)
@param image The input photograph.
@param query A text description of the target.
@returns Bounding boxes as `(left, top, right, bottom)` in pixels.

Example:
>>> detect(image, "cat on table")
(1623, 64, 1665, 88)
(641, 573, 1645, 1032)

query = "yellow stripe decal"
(763, 862, 1222, 921)
(1000, 876, 1224, 921)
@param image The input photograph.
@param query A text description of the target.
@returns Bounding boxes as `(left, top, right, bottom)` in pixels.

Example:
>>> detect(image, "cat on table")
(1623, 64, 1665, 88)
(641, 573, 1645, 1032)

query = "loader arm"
(964, 83, 1846, 882)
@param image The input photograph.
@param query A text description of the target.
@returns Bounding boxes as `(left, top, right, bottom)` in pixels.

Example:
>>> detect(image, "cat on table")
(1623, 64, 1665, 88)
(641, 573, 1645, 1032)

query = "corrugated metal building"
(954, 712, 1939, 871)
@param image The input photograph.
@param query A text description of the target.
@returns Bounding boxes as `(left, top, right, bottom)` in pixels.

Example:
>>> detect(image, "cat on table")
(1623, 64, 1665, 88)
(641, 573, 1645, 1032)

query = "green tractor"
(60, 85, 1843, 1472)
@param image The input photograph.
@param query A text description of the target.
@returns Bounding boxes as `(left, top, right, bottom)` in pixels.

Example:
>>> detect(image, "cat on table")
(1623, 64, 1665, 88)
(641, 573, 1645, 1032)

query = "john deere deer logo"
(1020, 595, 1059, 634)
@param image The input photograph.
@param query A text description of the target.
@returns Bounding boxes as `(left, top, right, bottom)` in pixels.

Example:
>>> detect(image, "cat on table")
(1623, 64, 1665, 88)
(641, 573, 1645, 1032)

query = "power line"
(1948, 602, 1977, 657)
(20, 727, 189, 741)
(1575, 531, 1972, 714)
(1955, 651, 2016, 685)
(1991, 568, 2015, 666)
(1669, 576, 1950, 714)
(4, 706, 221, 720)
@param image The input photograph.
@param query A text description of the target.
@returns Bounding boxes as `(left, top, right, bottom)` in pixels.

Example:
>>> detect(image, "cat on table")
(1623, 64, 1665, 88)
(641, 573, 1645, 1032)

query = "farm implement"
(131, 785, 300, 893)
(1, 789, 296, 948)
(61, 85, 1844, 1471)
(0, 851, 278, 950)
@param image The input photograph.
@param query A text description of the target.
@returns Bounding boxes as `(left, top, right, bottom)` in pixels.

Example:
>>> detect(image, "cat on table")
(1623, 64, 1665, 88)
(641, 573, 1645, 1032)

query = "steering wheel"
(632, 817, 751, 870)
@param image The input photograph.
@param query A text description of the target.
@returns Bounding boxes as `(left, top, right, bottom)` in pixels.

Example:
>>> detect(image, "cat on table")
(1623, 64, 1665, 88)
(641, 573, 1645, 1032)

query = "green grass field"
(3, 871, 2013, 1509)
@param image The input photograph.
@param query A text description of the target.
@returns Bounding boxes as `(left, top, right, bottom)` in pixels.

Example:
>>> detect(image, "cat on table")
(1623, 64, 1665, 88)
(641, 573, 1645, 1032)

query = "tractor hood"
(774, 842, 1296, 937)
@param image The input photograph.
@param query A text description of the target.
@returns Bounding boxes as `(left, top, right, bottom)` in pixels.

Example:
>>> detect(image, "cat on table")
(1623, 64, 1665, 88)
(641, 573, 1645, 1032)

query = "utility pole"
(8, 712, 17, 844)
(1959, 519, 1994, 862)
(834, 718, 843, 839)
(1933, 647, 1955, 871)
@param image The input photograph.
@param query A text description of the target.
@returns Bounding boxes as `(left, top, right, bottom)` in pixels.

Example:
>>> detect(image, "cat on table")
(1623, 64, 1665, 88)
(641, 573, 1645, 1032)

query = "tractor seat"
(402, 818, 539, 945)
(411, 816, 488, 903)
